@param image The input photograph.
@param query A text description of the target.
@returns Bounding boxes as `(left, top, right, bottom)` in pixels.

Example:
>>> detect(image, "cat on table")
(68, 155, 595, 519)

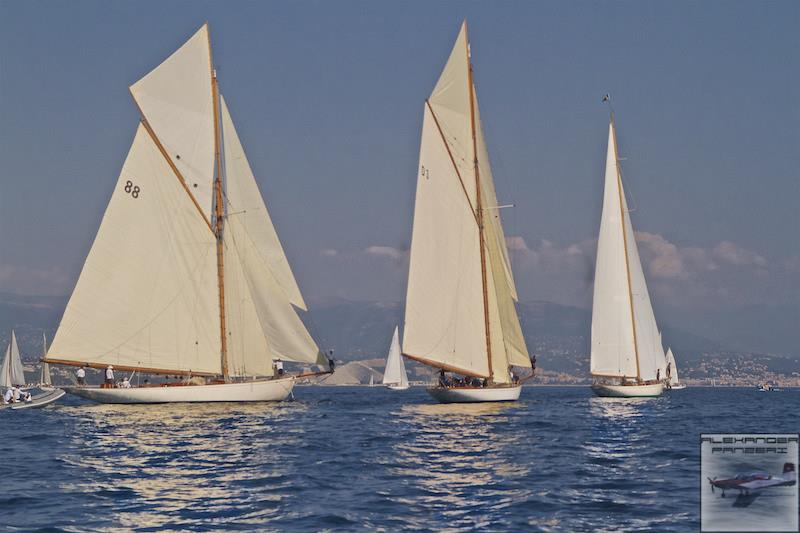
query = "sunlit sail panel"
(48, 125, 221, 374)
(403, 105, 488, 378)
(220, 97, 307, 309)
(130, 25, 215, 220)
(590, 123, 638, 378)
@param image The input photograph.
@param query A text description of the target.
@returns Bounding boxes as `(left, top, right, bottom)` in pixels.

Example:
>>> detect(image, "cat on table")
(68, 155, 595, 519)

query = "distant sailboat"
(382, 326, 409, 390)
(665, 347, 686, 390)
(403, 22, 532, 403)
(1, 330, 26, 390)
(590, 106, 667, 398)
(44, 25, 330, 403)
(39, 332, 53, 389)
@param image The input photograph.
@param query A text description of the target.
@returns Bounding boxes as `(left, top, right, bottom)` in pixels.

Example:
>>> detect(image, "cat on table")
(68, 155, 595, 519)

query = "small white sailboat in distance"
(403, 22, 532, 403)
(665, 347, 686, 390)
(590, 101, 667, 398)
(382, 326, 409, 390)
(39, 332, 54, 390)
(1, 330, 26, 391)
(43, 25, 331, 403)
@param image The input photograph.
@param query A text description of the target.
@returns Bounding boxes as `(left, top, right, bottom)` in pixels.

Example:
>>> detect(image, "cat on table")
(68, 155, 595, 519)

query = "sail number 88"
(124, 180, 141, 199)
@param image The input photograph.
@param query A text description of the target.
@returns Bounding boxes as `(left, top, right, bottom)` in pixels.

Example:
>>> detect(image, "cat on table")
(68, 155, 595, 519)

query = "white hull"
(427, 385, 522, 403)
(592, 382, 664, 397)
(65, 377, 295, 404)
(387, 383, 410, 391)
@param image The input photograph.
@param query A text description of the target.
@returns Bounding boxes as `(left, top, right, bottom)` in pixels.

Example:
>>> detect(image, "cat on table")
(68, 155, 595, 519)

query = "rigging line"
(425, 101, 480, 227)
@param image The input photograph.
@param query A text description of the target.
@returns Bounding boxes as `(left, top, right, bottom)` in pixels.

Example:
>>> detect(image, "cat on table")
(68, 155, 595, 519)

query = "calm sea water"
(1, 386, 798, 532)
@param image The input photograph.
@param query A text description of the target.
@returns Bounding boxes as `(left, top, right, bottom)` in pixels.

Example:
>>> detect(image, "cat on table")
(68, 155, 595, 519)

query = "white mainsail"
(591, 121, 667, 382)
(1, 330, 26, 388)
(403, 22, 530, 383)
(382, 326, 408, 387)
(666, 347, 679, 385)
(47, 24, 321, 379)
(40, 332, 52, 386)
(48, 125, 222, 374)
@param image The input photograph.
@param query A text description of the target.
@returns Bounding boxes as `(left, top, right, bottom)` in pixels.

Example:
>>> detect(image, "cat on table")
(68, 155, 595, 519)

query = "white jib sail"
(40, 332, 51, 386)
(666, 347, 679, 385)
(382, 326, 408, 386)
(1, 330, 26, 388)
(48, 125, 222, 374)
(220, 99, 325, 368)
(403, 22, 529, 381)
(129, 24, 216, 220)
(591, 122, 666, 382)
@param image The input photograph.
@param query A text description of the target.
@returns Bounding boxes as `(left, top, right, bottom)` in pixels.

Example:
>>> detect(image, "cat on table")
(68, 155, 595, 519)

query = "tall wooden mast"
(465, 23, 494, 382)
(609, 112, 641, 382)
(210, 43, 229, 380)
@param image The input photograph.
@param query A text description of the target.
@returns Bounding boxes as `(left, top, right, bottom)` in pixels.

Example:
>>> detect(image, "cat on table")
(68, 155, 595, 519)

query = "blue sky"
(0, 1, 798, 351)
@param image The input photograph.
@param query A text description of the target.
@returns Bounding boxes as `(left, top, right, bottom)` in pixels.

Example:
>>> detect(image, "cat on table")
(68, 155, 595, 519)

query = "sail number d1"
(124, 180, 141, 199)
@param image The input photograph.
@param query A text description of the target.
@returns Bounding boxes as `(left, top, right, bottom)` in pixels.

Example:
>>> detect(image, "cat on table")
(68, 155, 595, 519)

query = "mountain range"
(1, 292, 796, 382)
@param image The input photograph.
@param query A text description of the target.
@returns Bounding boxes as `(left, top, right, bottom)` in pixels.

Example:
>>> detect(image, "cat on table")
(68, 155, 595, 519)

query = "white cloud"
(364, 246, 406, 261)
(712, 241, 767, 267)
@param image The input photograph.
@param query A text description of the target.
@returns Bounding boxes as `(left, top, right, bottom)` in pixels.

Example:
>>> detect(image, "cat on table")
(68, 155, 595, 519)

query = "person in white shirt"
(11, 386, 21, 402)
(76, 366, 86, 386)
(3, 388, 12, 404)
(121, 376, 131, 388)
(105, 365, 114, 387)
(274, 360, 284, 376)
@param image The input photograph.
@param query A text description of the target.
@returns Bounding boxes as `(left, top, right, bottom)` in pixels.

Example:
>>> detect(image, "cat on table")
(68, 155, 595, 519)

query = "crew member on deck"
(2, 388, 12, 404)
(11, 386, 21, 402)
(327, 350, 336, 373)
(274, 360, 285, 376)
(76, 366, 86, 386)
(121, 376, 131, 388)
(105, 365, 115, 386)
(656, 368, 661, 382)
